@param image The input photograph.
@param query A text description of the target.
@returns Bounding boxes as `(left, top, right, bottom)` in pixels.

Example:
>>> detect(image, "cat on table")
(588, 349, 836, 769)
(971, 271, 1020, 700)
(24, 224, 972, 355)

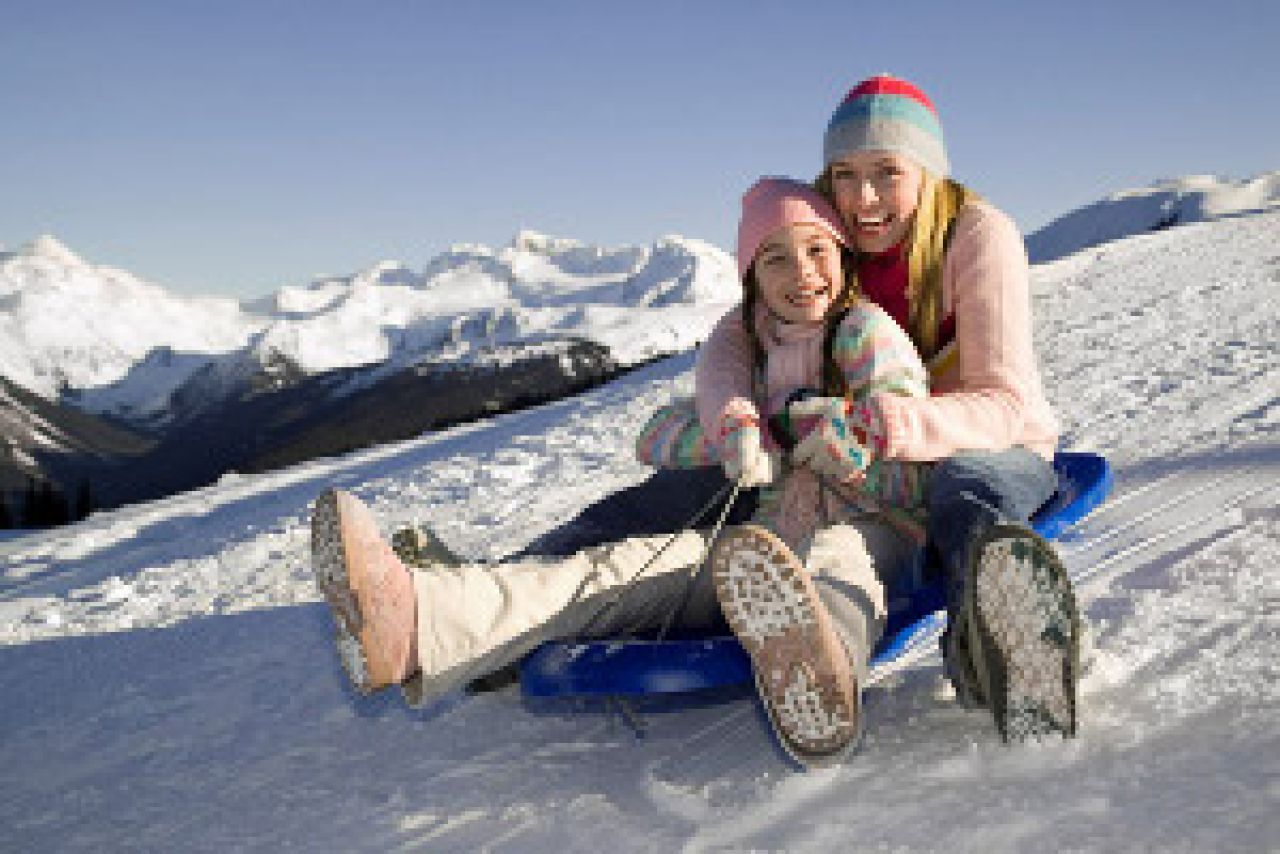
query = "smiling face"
(751, 222, 845, 325)
(828, 150, 925, 254)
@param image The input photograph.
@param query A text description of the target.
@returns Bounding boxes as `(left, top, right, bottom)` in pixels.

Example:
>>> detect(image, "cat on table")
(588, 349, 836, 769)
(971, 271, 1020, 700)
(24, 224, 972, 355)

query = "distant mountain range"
(0, 374, 150, 496)
(0, 230, 737, 519)
(2, 171, 1275, 524)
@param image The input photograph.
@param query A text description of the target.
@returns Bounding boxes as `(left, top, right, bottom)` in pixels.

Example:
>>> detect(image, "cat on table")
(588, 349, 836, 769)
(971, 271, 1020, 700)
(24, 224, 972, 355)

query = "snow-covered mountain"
(0, 230, 739, 427)
(154, 231, 735, 424)
(1, 204, 1276, 851)
(1025, 171, 1280, 262)
(0, 229, 738, 510)
(0, 235, 257, 405)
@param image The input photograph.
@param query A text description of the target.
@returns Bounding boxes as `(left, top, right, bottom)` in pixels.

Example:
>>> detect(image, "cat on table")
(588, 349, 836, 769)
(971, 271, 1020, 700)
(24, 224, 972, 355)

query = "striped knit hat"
(822, 75, 949, 177)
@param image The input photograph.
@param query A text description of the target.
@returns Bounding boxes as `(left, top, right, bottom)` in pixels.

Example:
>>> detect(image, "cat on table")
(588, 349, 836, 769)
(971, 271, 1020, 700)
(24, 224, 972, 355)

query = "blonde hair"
(814, 167, 979, 359)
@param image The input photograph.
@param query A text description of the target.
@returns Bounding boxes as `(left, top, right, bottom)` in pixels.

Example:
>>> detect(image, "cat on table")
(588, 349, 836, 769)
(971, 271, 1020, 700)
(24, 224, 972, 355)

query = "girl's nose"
(796, 253, 821, 280)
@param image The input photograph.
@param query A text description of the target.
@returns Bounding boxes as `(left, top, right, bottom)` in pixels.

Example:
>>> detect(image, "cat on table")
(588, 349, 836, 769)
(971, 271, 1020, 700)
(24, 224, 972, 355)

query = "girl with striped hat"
(697, 75, 1081, 743)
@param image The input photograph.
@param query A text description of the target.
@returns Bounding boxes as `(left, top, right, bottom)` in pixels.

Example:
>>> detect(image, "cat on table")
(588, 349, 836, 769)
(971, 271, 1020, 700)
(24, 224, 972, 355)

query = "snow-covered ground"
(1, 209, 1278, 852)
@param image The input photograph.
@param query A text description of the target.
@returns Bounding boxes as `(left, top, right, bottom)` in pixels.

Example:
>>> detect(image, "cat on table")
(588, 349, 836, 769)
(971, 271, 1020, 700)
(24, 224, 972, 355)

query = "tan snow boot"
(391, 524, 462, 570)
(311, 489, 419, 694)
(710, 524, 862, 767)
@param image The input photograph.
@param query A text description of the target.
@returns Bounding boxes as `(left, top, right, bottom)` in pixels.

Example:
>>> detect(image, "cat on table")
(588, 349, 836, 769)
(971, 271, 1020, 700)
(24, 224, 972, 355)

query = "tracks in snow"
(1065, 446, 1279, 597)
(636, 446, 1280, 789)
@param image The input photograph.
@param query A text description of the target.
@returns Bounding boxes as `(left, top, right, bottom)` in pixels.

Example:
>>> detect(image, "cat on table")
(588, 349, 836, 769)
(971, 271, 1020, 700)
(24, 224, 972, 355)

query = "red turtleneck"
(855, 243, 955, 350)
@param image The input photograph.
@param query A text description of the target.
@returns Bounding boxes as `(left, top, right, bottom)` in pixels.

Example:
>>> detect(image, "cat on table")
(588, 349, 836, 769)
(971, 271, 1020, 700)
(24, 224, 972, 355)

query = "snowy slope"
(2, 210, 1279, 851)
(1026, 171, 1280, 262)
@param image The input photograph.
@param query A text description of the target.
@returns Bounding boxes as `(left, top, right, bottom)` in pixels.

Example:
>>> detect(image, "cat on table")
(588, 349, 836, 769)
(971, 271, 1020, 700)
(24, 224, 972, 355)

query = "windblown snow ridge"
(1026, 171, 1280, 262)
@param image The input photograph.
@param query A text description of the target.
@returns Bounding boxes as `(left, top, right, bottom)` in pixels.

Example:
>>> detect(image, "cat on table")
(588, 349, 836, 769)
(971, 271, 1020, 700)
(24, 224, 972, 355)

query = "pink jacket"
(697, 201, 1059, 462)
(694, 301, 931, 545)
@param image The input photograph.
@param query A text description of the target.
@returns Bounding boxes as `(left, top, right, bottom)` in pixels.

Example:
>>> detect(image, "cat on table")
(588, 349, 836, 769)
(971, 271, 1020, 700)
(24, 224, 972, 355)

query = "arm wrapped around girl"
(636, 300, 932, 541)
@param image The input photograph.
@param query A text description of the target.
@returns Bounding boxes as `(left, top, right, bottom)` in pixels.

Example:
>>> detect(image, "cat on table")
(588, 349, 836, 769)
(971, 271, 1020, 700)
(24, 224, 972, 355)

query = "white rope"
(578, 479, 743, 638)
(655, 479, 744, 641)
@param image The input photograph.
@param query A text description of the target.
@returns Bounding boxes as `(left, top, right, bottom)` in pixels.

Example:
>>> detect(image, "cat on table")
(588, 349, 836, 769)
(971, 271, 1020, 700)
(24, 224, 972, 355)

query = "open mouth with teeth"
(854, 214, 895, 234)
(784, 285, 831, 308)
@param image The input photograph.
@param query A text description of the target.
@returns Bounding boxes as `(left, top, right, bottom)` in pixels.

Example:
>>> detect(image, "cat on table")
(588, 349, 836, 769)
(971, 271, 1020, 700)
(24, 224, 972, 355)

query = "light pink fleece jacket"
(697, 201, 1058, 462)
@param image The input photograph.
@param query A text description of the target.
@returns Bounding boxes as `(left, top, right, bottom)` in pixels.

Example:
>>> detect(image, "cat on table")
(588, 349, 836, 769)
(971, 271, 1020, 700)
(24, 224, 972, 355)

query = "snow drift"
(1025, 171, 1280, 263)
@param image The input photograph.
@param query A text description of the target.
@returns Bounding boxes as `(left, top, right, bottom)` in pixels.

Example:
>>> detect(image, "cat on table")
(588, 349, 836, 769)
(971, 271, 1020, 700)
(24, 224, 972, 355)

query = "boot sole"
(969, 523, 1080, 742)
(710, 525, 860, 766)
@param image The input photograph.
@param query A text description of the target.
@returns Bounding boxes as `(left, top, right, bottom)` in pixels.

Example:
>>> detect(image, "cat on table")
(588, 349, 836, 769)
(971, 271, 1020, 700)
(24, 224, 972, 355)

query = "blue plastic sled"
(520, 451, 1113, 698)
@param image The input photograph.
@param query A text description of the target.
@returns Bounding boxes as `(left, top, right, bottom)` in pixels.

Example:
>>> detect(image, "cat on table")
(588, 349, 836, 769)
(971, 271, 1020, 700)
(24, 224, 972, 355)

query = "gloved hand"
(718, 412, 781, 487)
(787, 396, 887, 484)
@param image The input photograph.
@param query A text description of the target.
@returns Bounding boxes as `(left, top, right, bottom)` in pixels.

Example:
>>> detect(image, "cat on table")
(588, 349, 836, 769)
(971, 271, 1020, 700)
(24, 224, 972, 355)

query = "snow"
(0, 236, 255, 392)
(1, 206, 1279, 851)
(0, 230, 739, 423)
(1025, 171, 1280, 263)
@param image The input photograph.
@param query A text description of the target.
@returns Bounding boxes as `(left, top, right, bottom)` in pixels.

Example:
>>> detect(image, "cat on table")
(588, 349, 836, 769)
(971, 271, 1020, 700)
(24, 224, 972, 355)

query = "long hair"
(814, 167, 979, 359)
(740, 247, 860, 399)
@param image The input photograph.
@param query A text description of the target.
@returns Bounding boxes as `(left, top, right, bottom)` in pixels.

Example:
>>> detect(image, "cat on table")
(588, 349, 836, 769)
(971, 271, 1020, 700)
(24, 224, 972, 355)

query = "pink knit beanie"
(736, 177, 849, 280)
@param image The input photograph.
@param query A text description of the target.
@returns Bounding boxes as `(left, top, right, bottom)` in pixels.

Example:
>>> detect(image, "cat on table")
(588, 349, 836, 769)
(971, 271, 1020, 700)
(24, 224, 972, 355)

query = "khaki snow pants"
(402, 520, 920, 708)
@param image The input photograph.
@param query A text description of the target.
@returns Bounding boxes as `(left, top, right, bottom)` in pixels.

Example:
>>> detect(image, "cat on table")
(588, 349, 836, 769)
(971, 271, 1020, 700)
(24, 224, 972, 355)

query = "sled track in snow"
(414, 449, 1280, 847)
(633, 447, 1280, 789)
(1067, 449, 1280, 595)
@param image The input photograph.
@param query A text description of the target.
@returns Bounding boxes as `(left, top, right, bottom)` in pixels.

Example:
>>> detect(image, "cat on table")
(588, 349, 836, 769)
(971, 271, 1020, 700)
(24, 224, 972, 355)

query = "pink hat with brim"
(736, 177, 850, 280)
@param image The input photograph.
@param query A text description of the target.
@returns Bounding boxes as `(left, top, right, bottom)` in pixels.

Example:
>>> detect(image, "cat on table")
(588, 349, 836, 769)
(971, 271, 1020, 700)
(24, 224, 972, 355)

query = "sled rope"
(577, 468, 864, 641)
(578, 480, 742, 638)
(654, 479, 744, 641)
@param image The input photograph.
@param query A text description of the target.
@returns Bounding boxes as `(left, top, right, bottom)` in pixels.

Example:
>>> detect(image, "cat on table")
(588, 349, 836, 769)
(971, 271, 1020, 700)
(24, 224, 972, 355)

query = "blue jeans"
(926, 448, 1058, 612)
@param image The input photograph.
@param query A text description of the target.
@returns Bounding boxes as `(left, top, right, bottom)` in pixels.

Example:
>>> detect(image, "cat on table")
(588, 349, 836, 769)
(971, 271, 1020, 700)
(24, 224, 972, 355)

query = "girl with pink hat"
(309, 176, 937, 768)
(697, 75, 1080, 744)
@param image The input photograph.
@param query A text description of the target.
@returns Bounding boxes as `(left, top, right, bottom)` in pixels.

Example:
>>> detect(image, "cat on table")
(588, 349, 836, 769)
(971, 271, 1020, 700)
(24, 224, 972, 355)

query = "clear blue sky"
(4, 0, 1277, 299)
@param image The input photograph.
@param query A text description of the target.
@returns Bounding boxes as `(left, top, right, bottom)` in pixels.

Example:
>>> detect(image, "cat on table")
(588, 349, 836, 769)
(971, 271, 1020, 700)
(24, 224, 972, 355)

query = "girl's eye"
(759, 253, 785, 266)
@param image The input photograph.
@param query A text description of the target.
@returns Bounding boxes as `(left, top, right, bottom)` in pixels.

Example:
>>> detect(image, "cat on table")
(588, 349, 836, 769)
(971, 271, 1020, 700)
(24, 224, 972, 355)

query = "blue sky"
(4, 0, 1277, 299)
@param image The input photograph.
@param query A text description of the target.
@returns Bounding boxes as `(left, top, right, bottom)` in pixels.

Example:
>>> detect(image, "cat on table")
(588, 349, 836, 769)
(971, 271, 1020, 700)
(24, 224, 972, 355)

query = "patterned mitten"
(787, 396, 887, 484)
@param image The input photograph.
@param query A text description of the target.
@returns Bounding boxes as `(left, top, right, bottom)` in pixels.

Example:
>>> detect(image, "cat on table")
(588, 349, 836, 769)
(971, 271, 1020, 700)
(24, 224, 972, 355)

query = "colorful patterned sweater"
(638, 298, 932, 544)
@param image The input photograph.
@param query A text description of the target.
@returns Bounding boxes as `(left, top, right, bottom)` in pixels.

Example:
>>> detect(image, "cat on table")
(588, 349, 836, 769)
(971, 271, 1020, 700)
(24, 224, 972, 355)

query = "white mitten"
(718, 413, 781, 487)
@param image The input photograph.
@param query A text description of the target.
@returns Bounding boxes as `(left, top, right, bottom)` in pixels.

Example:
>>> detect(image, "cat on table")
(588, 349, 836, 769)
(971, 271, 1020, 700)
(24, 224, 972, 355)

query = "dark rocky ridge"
(4, 338, 626, 522)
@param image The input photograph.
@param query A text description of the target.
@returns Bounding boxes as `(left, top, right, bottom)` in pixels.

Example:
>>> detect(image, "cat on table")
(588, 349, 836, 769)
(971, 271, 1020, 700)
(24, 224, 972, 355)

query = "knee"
(805, 537, 886, 623)
(927, 454, 994, 516)
(927, 449, 1056, 526)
